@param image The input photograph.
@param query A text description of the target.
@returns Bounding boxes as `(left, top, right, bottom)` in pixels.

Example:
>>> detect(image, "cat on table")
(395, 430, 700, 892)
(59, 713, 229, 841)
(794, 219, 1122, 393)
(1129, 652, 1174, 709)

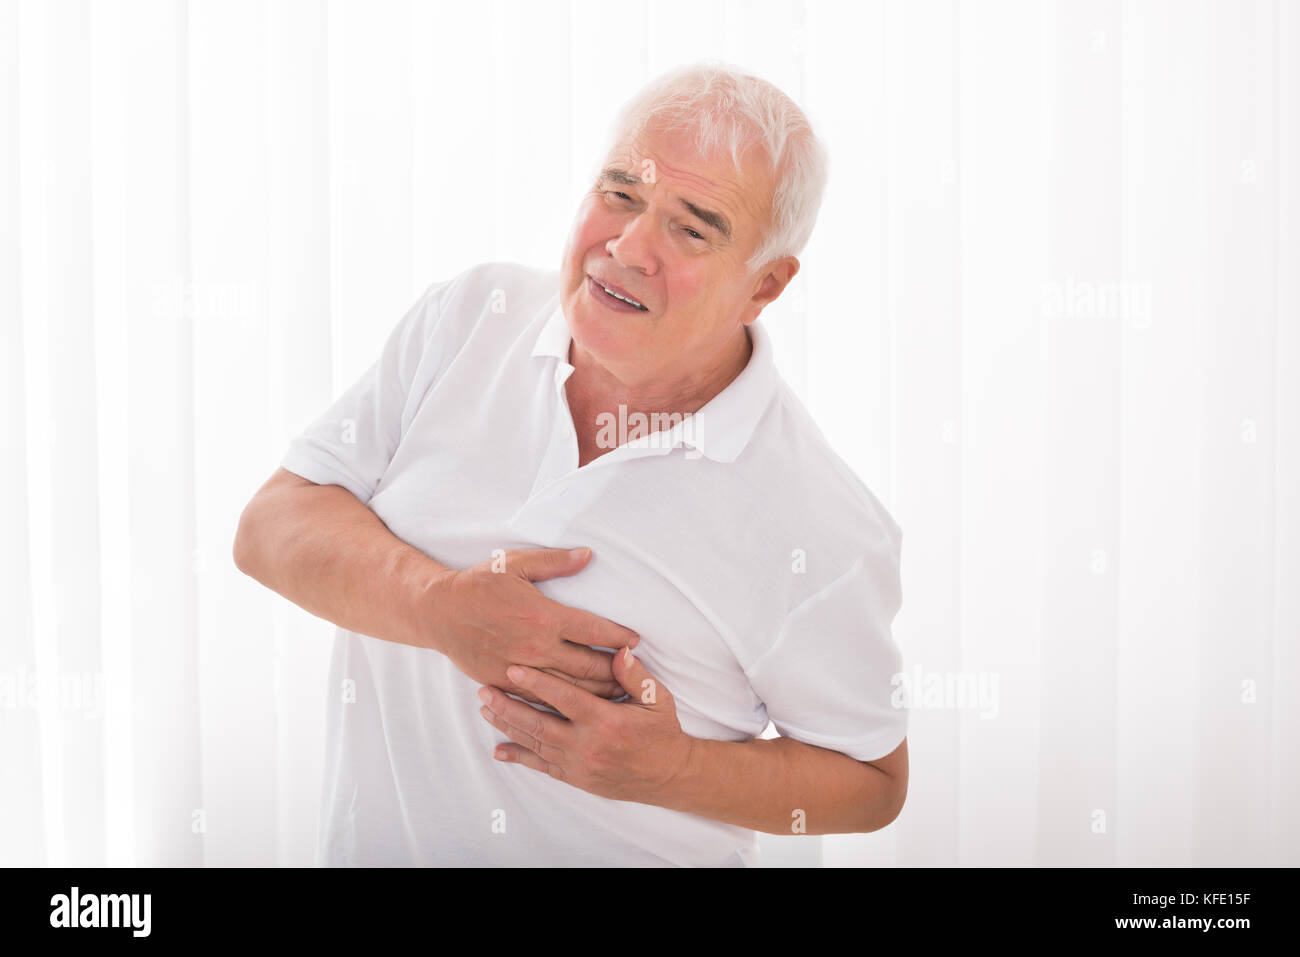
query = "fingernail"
(569, 547, 590, 560)
(477, 688, 492, 706)
(506, 665, 526, 682)
(623, 647, 635, 667)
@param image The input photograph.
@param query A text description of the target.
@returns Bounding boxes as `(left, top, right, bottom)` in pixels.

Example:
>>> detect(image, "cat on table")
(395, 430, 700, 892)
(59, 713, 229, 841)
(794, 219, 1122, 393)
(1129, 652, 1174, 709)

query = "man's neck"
(566, 325, 753, 422)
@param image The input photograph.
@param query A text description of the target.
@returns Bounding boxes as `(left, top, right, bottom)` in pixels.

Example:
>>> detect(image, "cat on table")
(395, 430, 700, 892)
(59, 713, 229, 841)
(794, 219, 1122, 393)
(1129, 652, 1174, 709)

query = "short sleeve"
(279, 280, 450, 505)
(745, 534, 907, 762)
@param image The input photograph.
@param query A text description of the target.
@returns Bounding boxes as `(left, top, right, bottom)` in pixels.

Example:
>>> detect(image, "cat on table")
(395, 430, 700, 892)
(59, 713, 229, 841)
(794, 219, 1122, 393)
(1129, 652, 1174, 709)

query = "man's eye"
(602, 191, 704, 242)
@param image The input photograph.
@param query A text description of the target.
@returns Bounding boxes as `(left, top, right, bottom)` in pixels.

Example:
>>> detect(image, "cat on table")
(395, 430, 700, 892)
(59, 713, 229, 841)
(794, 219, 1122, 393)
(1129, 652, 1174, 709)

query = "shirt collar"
(532, 302, 777, 463)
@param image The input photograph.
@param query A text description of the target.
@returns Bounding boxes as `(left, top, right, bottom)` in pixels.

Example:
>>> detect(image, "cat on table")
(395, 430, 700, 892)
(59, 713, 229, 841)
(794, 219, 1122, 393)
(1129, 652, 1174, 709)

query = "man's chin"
(570, 305, 649, 364)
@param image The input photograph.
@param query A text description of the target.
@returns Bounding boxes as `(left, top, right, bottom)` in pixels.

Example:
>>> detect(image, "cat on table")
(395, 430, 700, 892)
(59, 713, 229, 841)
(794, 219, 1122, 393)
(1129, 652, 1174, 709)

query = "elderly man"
(234, 61, 908, 867)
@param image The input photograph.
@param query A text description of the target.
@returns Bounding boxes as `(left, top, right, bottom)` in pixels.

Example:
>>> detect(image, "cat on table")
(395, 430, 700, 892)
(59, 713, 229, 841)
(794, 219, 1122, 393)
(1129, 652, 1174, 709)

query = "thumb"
(615, 646, 668, 708)
(512, 546, 592, 582)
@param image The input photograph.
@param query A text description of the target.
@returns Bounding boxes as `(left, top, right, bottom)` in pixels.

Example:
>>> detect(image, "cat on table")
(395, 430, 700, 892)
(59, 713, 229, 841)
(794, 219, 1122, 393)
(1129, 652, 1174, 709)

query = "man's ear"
(746, 256, 800, 321)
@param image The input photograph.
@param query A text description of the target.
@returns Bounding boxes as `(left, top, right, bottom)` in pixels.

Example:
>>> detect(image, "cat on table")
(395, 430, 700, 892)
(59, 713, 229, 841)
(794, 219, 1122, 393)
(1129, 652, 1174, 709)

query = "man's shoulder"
(427, 259, 559, 310)
(754, 380, 903, 556)
(409, 259, 559, 354)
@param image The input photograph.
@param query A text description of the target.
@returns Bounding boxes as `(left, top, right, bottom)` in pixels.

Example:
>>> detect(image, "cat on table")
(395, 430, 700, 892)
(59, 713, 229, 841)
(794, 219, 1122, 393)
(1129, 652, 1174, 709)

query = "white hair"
(602, 59, 829, 274)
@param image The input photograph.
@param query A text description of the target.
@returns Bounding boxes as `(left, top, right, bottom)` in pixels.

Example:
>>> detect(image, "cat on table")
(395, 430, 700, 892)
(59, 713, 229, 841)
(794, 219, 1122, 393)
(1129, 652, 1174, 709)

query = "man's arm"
(233, 468, 636, 701)
(664, 733, 908, 836)
(480, 654, 908, 836)
(233, 468, 450, 649)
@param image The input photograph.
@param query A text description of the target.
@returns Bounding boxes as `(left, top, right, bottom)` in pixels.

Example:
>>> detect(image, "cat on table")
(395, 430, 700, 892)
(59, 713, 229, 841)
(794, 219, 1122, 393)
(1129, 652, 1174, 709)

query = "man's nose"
(606, 212, 657, 274)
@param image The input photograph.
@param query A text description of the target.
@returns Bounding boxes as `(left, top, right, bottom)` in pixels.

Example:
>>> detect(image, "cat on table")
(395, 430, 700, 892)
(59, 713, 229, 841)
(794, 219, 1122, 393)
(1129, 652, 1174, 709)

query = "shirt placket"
(526, 359, 679, 506)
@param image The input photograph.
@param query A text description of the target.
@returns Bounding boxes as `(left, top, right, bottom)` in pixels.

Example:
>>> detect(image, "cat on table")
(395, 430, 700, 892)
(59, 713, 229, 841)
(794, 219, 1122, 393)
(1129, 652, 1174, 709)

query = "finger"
(478, 704, 566, 766)
(493, 742, 565, 782)
(505, 665, 606, 723)
(613, 646, 671, 709)
(509, 687, 550, 706)
(555, 606, 641, 653)
(538, 668, 623, 700)
(550, 644, 618, 685)
(478, 685, 574, 750)
(507, 546, 592, 583)
(498, 678, 549, 705)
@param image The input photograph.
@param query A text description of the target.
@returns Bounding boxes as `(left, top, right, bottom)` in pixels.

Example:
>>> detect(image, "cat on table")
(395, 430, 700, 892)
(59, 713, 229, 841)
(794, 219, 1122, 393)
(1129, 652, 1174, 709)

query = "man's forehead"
(604, 136, 753, 193)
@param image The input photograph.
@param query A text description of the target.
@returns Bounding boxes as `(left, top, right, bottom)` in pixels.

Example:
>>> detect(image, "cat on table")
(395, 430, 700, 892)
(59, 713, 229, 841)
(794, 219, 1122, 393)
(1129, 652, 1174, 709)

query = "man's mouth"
(587, 275, 649, 312)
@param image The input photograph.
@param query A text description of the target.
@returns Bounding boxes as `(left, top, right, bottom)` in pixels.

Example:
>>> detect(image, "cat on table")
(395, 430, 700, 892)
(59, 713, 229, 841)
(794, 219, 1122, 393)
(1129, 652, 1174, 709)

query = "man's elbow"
(858, 737, 908, 832)
(862, 772, 908, 833)
(233, 468, 316, 579)
(881, 775, 908, 828)
(232, 485, 280, 579)
(232, 499, 263, 578)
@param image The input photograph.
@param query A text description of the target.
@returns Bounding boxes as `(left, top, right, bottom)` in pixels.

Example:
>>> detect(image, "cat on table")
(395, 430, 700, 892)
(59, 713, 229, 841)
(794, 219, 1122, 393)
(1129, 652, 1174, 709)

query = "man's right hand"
(423, 546, 638, 705)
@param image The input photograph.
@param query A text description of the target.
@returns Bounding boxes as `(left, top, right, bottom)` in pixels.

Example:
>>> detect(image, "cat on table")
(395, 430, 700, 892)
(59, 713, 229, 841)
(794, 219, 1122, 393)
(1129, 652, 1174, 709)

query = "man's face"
(559, 123, 797, 396)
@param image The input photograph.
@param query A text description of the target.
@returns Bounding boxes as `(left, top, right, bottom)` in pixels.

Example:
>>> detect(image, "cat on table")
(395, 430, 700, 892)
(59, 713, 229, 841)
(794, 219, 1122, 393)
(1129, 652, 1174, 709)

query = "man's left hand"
(476, 647, 695, 805)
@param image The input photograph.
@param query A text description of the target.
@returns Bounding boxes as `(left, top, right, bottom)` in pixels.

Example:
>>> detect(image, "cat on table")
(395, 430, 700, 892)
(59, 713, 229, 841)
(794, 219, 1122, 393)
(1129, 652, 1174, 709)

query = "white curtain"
(2, 0, 1296, 867)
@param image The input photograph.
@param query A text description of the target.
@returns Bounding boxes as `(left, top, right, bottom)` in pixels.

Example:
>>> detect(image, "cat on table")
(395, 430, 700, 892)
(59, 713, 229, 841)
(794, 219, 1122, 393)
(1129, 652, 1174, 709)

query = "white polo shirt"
(280, 260, 907, 867)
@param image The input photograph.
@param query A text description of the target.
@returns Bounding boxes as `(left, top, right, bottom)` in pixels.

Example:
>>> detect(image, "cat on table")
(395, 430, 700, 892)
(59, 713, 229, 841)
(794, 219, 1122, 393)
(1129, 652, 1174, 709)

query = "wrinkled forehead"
(604, 119, 772, 192)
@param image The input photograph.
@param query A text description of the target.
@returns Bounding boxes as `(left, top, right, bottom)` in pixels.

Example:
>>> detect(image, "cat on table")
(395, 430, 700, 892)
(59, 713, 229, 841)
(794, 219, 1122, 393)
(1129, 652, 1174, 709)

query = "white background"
(2, 0, 1296, 867)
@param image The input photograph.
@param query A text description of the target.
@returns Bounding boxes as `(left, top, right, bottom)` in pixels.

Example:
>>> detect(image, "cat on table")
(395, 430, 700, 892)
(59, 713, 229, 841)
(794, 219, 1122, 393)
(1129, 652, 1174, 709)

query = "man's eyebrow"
(596, 166, 733, 242)
(678, 198, 731, 241)
(597, 167, 641, 187)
